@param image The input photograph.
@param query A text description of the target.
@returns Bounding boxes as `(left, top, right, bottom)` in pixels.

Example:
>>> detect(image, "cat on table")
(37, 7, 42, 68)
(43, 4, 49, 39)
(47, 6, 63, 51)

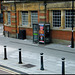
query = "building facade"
(0, 1, 3, 23)
(2, 0, 75, 44)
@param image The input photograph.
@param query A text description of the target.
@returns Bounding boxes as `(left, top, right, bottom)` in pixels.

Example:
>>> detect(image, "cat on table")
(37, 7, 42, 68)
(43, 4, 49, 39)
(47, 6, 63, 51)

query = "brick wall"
(4, 26, 16, 33)
(38, 10, 49, 23)
(51, 30, 75, 41)
(39, 10, 45, 23)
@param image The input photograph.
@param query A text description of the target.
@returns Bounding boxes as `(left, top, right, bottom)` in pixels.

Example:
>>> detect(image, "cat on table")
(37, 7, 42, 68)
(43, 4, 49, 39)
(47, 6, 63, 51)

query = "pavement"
(0, 25, 75, 74)
(0, 35, 75, 74)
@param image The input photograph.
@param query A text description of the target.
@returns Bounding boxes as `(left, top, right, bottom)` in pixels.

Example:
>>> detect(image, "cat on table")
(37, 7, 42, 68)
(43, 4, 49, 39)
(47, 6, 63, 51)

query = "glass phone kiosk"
(39, 23, 50, 44)
(33, 24, 38, 43)
(45, 23, 50, 44)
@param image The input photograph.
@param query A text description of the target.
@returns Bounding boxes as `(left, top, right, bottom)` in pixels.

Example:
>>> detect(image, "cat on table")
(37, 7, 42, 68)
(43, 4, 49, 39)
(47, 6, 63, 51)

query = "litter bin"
(18, 30, 26, 40)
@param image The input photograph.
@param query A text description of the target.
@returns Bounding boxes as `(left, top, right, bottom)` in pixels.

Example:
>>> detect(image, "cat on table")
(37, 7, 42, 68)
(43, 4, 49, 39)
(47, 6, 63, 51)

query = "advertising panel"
(39, 23, 45, 43)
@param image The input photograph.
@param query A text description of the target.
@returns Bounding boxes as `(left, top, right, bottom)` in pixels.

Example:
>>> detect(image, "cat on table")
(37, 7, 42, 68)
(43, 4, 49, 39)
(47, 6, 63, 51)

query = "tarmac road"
(0, 65, 27, 74)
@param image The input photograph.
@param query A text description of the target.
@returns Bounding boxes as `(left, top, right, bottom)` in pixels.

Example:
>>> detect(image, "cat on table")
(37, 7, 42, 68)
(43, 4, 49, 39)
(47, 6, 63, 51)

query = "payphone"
(33, 24, 38, 43)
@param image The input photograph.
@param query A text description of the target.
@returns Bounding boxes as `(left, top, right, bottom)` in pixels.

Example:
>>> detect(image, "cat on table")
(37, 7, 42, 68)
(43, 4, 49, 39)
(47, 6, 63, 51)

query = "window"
(53, 10, 61, 27)
(65, 10, 75, 28)
(31, 11, 38, 26)
(22, 11, 28, 25)
(8, 12, 11, 25)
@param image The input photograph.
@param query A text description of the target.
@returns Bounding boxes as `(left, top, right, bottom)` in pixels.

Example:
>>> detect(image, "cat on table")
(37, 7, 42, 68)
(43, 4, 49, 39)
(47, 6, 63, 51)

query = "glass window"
(31, 11, 38, 26)
(8, 12, 11, 25)
(22, 11, 28, 25)
(65, 10, 75, 28)
(53, 10, 61, 27)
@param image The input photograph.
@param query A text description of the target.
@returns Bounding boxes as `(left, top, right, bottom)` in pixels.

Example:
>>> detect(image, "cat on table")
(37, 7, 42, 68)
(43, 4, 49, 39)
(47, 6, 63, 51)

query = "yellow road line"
(0, 66, 20, 74)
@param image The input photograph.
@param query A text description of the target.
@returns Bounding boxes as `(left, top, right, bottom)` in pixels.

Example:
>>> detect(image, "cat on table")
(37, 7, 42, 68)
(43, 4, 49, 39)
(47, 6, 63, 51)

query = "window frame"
(31, 11, 38, 27)
(22, 11, 28, 26)
(53, 10, 61, 27)
(65, 10, 75, 28)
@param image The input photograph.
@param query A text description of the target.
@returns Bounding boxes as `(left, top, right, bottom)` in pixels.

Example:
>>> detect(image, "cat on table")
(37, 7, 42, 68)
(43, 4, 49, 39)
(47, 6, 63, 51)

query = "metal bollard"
(18, 48, 22, 64)
(40, 53, 44, 70)
(4, 46, 7, 60)
(62, 57, 65, 75)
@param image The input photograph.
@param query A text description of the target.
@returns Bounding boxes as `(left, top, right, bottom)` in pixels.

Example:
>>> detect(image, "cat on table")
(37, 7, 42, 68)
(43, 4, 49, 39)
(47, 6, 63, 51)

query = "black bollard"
(4, 46, 7, 60)
(18, 48, 22, 64)
(62, 57, 65, 75)
(40, 53, 44, 70)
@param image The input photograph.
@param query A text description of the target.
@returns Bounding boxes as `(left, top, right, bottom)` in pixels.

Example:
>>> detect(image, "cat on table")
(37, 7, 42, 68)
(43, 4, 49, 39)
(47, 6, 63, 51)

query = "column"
(60, 10, 65, 29)
(49, 10, 53, 28)
(28, 11, 31, 27)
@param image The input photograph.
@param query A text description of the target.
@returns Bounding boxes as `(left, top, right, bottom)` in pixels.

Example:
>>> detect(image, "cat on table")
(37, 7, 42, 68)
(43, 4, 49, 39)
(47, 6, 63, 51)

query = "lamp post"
(71, 0, 74, 48)
(44, 0, 47, 23)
